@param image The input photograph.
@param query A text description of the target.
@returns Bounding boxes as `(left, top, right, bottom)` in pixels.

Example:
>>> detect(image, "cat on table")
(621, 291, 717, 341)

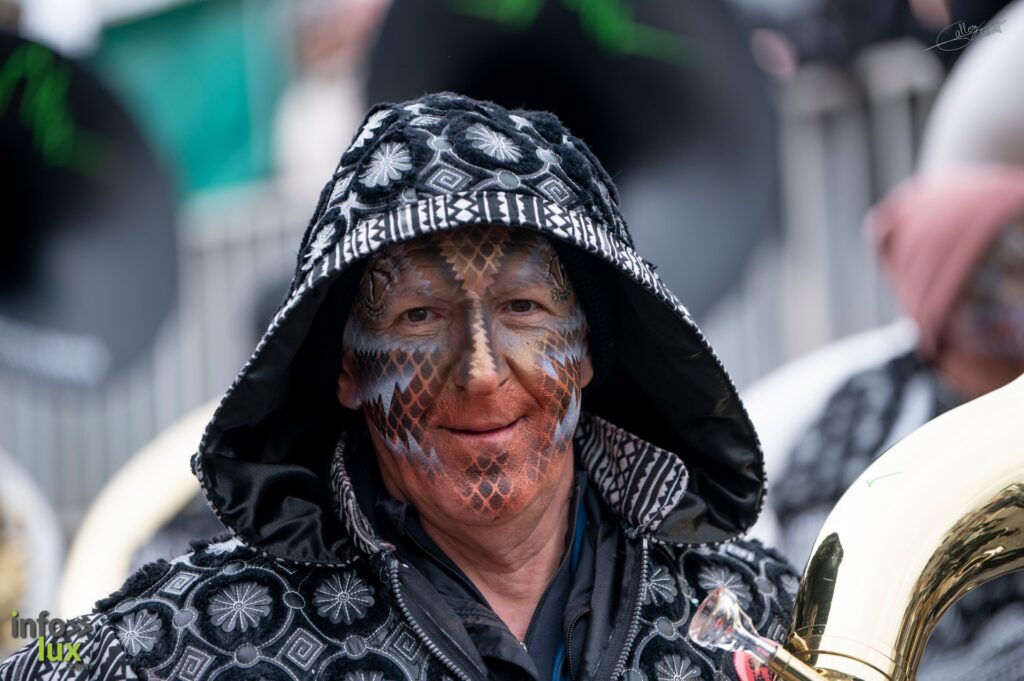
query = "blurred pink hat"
(868, 165, 1024, 358)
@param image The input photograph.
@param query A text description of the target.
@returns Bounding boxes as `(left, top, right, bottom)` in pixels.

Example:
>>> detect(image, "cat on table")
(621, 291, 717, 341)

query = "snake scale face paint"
(340, 225, 590, 520)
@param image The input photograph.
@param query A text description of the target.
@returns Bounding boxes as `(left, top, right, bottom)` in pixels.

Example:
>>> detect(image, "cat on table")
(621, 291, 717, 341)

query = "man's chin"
(436, 492, 530, 527)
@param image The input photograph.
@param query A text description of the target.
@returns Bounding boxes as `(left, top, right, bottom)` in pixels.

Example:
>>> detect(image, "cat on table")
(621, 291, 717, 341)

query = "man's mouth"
(442, 417, 522, 442)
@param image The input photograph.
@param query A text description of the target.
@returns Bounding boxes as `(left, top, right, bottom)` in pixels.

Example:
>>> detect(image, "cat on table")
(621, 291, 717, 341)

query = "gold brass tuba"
(690, 372, 1024, 681)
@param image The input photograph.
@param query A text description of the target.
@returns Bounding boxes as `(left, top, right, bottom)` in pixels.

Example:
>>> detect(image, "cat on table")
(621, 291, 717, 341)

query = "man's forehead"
(379, 225, 552, 259)
(367, 227, 563, 282)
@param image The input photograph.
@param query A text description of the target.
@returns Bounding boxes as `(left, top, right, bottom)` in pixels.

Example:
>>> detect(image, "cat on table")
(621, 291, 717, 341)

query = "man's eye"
(401, 308, 433, 323)
(506, 300, 538, 313)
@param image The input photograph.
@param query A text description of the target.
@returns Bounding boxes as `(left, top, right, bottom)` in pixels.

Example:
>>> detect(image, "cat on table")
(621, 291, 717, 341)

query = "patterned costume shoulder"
(0, 611, 133, 681)
(3, 535, 450, 681)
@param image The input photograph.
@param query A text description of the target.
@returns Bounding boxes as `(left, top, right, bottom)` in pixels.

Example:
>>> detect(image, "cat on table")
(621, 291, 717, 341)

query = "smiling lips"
(442, 417, 523, 443)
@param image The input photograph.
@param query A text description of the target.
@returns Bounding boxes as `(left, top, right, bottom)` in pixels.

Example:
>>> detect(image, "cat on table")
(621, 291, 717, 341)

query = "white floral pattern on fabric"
(350, 109, 391, 150)
(466, 123, 521, 162)
(116, 609, 162, 656)
(328, 169, 355, 203)
(536, 147, 561, 164)
(302, 225, 337, 271)
(644, 565, 678, 606)
(508, 114, 534, 130)
(697, 565, 752, 610)
(755, 575, 777, 598)
(314, 572, 375, 624)
(655, 654, 702, 681)
(780, 573, 800, 597)
(360, 143, 413, 188)
(675, 556, 696, 602)
(410, 115, 443, 128)
(343, 672, 387, 681)
(207, 582, 272, 632)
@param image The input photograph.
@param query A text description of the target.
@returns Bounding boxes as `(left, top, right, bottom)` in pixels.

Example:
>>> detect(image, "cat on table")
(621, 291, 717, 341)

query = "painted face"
(948, 220, 1024, 358)
(338, 225, 592, 522)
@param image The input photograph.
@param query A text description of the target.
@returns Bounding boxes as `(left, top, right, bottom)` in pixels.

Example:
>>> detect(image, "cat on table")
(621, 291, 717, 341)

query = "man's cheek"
(530, 331, 585, 447)
(500, 329, 569, 373)
(352, 342, 445, 399)
(352, 352, 400, 407)
(356, 346, 451, 453)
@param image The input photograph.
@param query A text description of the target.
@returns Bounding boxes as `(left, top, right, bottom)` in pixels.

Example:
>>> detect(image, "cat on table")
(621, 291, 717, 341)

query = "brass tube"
(767, 648, 832, 681)
(784, 373, 1024, 680)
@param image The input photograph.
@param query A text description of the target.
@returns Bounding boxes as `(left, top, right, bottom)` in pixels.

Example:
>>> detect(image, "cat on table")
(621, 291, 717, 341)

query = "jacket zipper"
(610, 537, 649, 679)
(385, 556, 478, 681)
(564, 607, 590, 680)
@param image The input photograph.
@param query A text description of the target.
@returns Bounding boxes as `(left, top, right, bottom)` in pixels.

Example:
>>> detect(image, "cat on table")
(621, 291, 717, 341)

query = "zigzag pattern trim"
(574, 413, 689, 535)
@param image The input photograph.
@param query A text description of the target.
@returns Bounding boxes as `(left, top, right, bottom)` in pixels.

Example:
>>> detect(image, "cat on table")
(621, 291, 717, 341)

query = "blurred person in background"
(0, 93, 797, 681)
(273, 0, 388, 206)
(772, 165, 1024, 681)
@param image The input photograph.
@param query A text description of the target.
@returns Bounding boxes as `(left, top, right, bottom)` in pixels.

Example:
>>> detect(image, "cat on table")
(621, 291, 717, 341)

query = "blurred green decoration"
(89, 0, 290, 195)
(0, 42, 107, 178)
(449, 0, 690, 64)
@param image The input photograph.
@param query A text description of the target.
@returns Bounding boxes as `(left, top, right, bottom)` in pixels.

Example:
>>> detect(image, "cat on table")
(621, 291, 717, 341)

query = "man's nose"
(457, 299, 509, 395)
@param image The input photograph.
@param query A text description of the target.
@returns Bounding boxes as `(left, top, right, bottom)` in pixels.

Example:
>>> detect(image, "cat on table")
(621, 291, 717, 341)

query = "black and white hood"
(193, 92, 767, 566)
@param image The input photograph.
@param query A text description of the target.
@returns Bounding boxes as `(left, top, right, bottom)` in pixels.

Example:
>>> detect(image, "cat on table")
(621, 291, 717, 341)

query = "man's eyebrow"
(496, 267, 560, 287)
(503, 276, 552, 288)
(391, 286, 446, 299)
(490, 279, 562, 300)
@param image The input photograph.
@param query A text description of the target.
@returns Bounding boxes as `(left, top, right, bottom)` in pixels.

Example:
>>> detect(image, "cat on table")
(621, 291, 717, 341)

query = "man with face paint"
(1, 93, 797, 681)
(337, 226, 592, 643)
(773, 166, 1024, 681)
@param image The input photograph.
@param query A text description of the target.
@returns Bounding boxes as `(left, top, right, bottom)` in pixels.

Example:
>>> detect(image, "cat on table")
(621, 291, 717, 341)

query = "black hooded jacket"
(0, 93, 797, 681)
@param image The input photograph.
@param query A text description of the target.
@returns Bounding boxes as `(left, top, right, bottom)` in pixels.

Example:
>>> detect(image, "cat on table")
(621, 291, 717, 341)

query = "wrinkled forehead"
(366, 225, 569, 287)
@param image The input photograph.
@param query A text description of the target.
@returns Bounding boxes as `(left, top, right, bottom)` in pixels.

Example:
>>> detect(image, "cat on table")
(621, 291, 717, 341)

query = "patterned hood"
(193, 93, 766, 565)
